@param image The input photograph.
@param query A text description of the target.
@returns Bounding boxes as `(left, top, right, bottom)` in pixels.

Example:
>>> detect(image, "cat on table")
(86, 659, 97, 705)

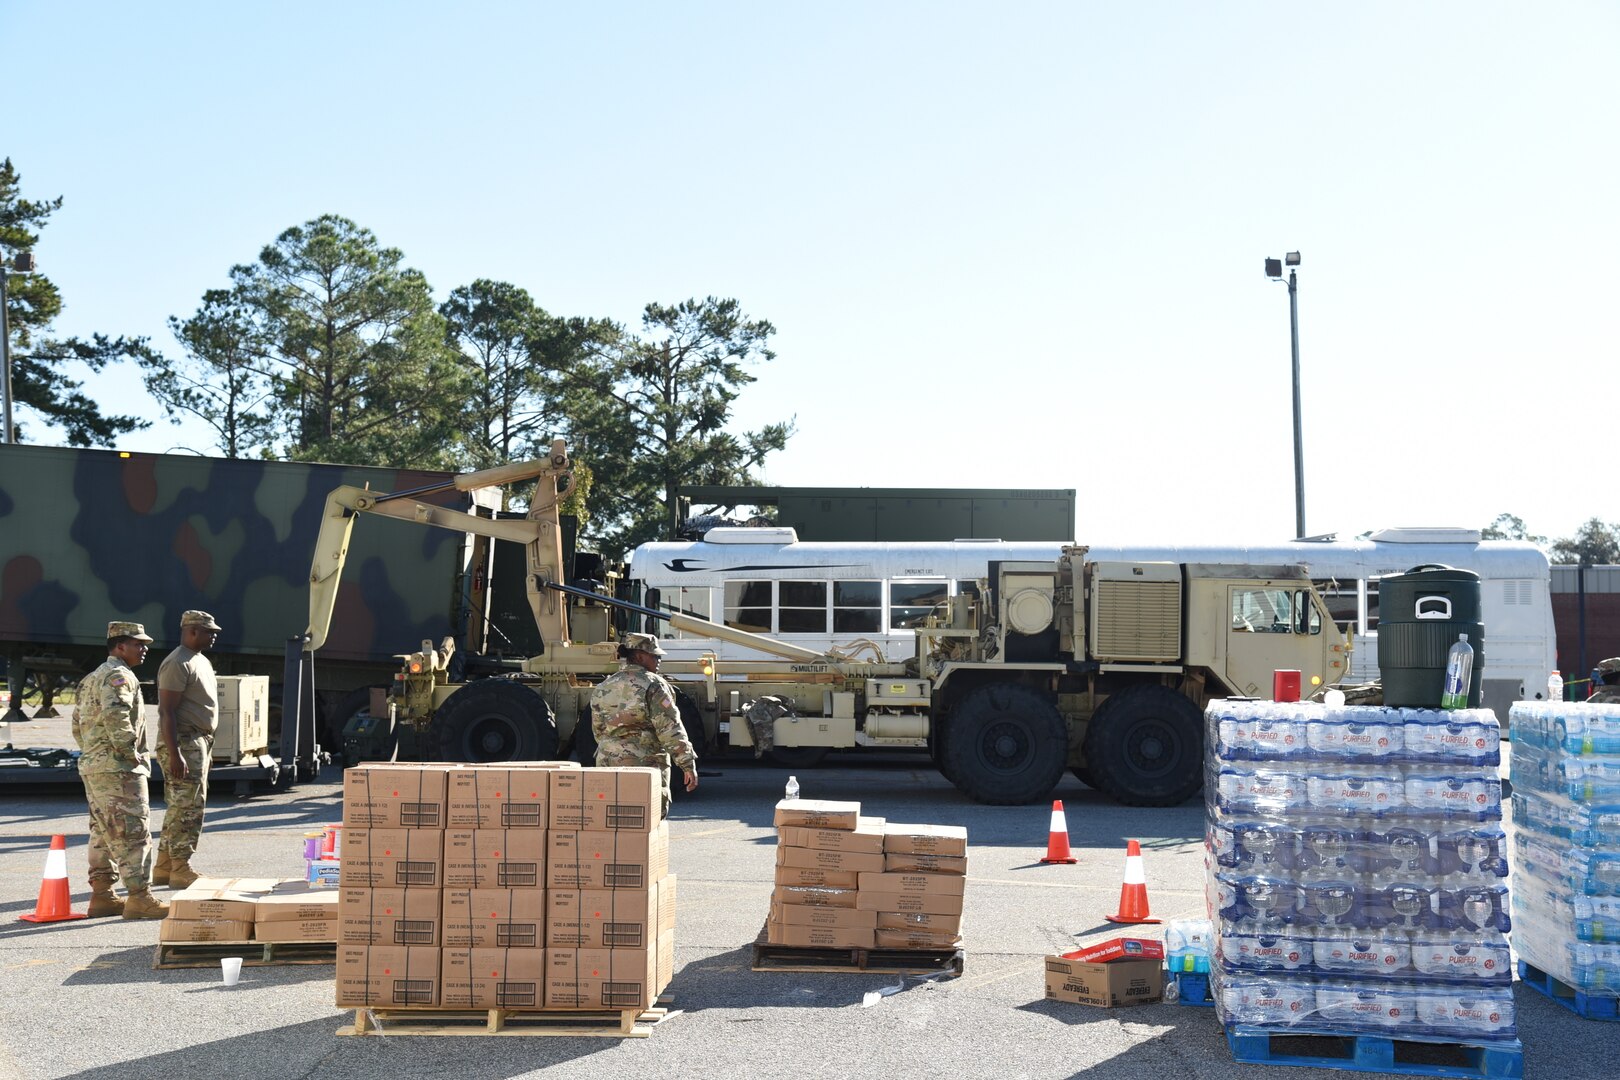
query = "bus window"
(833, 580, 882, 633)
(724, 581, 772, 634)
(779, 581, 829, 634)
(891, 581, 949, 629)
(1231, 587, 1295, 633)
(666, 587, 713, 638)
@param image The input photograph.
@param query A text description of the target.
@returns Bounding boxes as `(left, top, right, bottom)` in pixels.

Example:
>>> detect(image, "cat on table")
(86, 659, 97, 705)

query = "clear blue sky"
(6, 1, 1617, 545)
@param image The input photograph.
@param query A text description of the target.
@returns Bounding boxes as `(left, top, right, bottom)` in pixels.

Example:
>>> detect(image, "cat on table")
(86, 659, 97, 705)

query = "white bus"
(628, 526, 1555, 718)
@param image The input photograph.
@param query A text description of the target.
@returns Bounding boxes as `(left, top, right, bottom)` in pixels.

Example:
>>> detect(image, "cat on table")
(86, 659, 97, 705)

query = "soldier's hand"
(682, 767, 699, 793)
(168, 752, 189, 781)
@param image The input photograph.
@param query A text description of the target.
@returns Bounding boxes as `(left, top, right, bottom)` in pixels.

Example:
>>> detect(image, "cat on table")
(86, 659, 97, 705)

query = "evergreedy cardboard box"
(336, 945, 440, 1007)
(342, 764, 449, 829)
(881, 823, 968, 857)
(443, 829, 547, 889)
(547, 822, 669, 890)
(442, 888, 547, 948)
(772, 799, 860, 831)
(339, 887, 442, 946)
(544, 929, 673, 1010)
(160, 918, 254, 942)
(341, 829, 444, 888)
(1069, 937, 1164, 964)
(550, 768, 661, 832)
(442, 947, 547, 1009)
(855, 872, 967, 916)
(447, 767, 550, 830)
(546, 875, 677, 949)
(1043, 952, 1164, 1008)
(775, 844, 885, 875)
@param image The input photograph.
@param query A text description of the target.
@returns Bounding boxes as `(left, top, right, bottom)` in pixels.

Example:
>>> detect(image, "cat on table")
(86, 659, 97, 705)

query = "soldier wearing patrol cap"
(154, 610, 221, 890)
(72, 621, 168, 919)
(588, 632, 698, 816)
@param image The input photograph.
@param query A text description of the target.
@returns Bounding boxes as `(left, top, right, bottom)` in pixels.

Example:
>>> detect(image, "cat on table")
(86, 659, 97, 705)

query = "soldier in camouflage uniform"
(154, 610, 221, 890)
(589, 633, 698, 816)
(72, 621, 169, 919)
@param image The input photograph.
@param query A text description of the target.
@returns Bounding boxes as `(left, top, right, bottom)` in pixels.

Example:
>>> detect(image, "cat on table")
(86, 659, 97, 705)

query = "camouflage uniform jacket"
(73, 657, 149, 776)
(590, 663, 697, 769)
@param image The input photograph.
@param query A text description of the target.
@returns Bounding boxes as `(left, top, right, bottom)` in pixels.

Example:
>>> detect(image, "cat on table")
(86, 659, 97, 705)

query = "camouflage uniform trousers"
(596, 748, 673, 818)
(157, 734, 212, 861)
(83, 771, 154, 892)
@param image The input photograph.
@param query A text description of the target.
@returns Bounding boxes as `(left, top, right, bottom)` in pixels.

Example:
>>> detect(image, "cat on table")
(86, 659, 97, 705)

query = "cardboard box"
(447, 767, 550, 829)
(255, 918, 337, 943)
(159, 918, 254, 943)
(544, 942, 661, 1010)
(442, 888, 547, 948)
(854, 874, 965, 916)
(874, 927, 961, 950)
(768, 902, 877, 929)
(774, 865, 861, 889)
(443, 829, 547, 889)
(255, 885, 339, 923)
(655, 927, 675, 996)
(336, 945, 440, 1007)
(550, 767, 661, 832)
(170, 886, 261, 922)
(777, 821, 885, 854)
(765, 921, 874, 949)
(340, 829, 444, 888)
(881, 823, 968, 857)
(875, 910, 962, 935)
(883, 853, 967, 875)
(772, 799, 860, 830)
(1069, 937, 1164, 964)
(1043, 954, 1163, 1008)
(342, 764, 449, 829)
(775, 845, 885, 875)
(546, 875, 677, 949)
(547, 823, 669, 890)
(773, 885, 859, 909)
(339, 887, 442, 946)
(442, 947, 547, 1009)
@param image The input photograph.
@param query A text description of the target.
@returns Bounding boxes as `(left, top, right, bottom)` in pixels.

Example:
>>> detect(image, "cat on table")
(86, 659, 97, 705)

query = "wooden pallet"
(336, 999, 671, 1038)
(153, 940, 336, 970)
(750, 923, 963, 976)
(1518, 960, 1620, 1021)
(1226, 1026, 1523, 1078)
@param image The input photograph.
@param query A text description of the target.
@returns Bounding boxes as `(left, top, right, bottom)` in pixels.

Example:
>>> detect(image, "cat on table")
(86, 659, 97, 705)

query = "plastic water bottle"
(784, 775, 800, 800)
(1549, 670, 1564, 703)
(1441, 634, 1474, 710)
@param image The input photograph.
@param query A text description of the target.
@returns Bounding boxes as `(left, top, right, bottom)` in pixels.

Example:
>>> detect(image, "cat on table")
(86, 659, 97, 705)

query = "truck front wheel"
(939, 682, 1067, 805)
(434, 681, 559, 762)
(1081, 684, 1203, 807)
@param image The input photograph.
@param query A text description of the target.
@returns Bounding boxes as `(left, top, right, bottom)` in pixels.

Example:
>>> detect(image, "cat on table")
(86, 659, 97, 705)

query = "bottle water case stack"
(1509, 701, 1620, 994)
(1206, 701, 1517, 1043)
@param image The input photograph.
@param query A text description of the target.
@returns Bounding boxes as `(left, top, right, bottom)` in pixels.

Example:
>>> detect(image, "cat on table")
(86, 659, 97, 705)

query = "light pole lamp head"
(12, 253, 35, 272)
(1264, 258, 1283, 278)
(1285, 252, 1301, 267)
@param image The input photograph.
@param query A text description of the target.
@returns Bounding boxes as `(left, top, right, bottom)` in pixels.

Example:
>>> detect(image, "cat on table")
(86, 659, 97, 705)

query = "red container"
(1273, 670, 1302, 703)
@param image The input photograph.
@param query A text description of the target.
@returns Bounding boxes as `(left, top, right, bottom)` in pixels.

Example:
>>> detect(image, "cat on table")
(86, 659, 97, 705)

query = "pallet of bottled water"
(1205, 700, 1520, 1052)
(1509, 701, 1620, 1007)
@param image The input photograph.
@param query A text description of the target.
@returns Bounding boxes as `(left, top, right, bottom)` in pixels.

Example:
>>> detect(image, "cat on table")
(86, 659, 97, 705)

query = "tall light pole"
(1265, 251, 1304, 538)
(0, 252, 37, 445)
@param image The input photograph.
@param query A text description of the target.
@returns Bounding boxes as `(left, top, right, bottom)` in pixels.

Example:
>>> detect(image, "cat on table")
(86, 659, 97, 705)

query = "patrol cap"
(107, 621, 154, 642)
(623, 632, 666, 656)
(181, 610, 223, 631)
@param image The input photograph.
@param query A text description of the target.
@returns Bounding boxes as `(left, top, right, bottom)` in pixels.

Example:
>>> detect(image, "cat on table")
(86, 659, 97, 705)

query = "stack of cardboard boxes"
(335, 762, 676, 1012)
(161, 878, 338, 944)
(767, 798, 966, 951)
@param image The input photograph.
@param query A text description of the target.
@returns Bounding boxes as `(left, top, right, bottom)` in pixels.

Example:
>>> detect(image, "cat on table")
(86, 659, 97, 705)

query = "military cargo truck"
(0, 444, 499, 773)
(300, 446, 1351, 805)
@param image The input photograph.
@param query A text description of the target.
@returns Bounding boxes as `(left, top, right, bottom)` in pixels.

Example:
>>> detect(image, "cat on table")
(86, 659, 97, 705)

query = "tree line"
(1482, 513, 1620, 565)
(1, 159, 792, 558)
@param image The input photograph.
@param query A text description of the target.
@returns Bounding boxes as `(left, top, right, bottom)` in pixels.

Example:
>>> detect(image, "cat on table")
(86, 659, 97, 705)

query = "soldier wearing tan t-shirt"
(154, 610, 220, 890)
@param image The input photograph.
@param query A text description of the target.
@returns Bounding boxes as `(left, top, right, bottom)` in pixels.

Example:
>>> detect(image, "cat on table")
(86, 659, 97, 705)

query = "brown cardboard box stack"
(161, 877, 338, 943)
(767, 799, 967, 951)
(334, 761, 677, 1012)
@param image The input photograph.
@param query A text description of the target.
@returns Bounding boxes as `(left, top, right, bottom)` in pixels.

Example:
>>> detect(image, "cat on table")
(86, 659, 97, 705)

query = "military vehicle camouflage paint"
(0, 444, 486, 729)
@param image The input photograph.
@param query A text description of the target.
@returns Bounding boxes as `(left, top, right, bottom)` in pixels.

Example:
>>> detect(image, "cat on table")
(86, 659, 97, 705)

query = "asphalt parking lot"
(0, 724, 1612, 1080)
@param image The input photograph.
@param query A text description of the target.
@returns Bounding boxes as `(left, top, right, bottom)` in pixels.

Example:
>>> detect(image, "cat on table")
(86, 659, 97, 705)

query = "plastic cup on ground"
(221, 957, 243, 986)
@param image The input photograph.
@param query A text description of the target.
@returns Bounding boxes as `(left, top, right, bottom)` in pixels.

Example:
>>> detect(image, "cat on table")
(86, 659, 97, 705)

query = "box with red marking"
(341, 764, 449, 829)
(447, 767, 550, 829)
(442, 829, 547, 889)
(1068, 936, 1164, 964)
(549, 767, 661, 832)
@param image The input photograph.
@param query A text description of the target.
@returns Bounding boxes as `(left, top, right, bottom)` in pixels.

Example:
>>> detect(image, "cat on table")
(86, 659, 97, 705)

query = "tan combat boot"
(151, 849, 172, 887)
(122, 889, 170, 920)
(87, 883, 125, 918)
(168, 859, 200, 891)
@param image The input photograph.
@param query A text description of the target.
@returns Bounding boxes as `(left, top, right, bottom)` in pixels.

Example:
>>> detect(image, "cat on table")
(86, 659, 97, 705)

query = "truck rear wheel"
(1081, 684, 1202, 807)
(434, 681, 559, 763)
(939, 682, 1067, 805)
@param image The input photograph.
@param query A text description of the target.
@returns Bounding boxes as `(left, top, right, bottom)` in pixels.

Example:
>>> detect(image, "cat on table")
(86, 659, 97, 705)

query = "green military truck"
(0, 443, 503, 784)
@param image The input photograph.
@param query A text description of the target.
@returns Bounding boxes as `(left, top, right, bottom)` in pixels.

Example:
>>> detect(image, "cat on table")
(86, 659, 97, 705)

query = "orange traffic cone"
(19, 835, 88, 924)
(1104, 840, 1161, 924)
(1040, 800, 1078, 864)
